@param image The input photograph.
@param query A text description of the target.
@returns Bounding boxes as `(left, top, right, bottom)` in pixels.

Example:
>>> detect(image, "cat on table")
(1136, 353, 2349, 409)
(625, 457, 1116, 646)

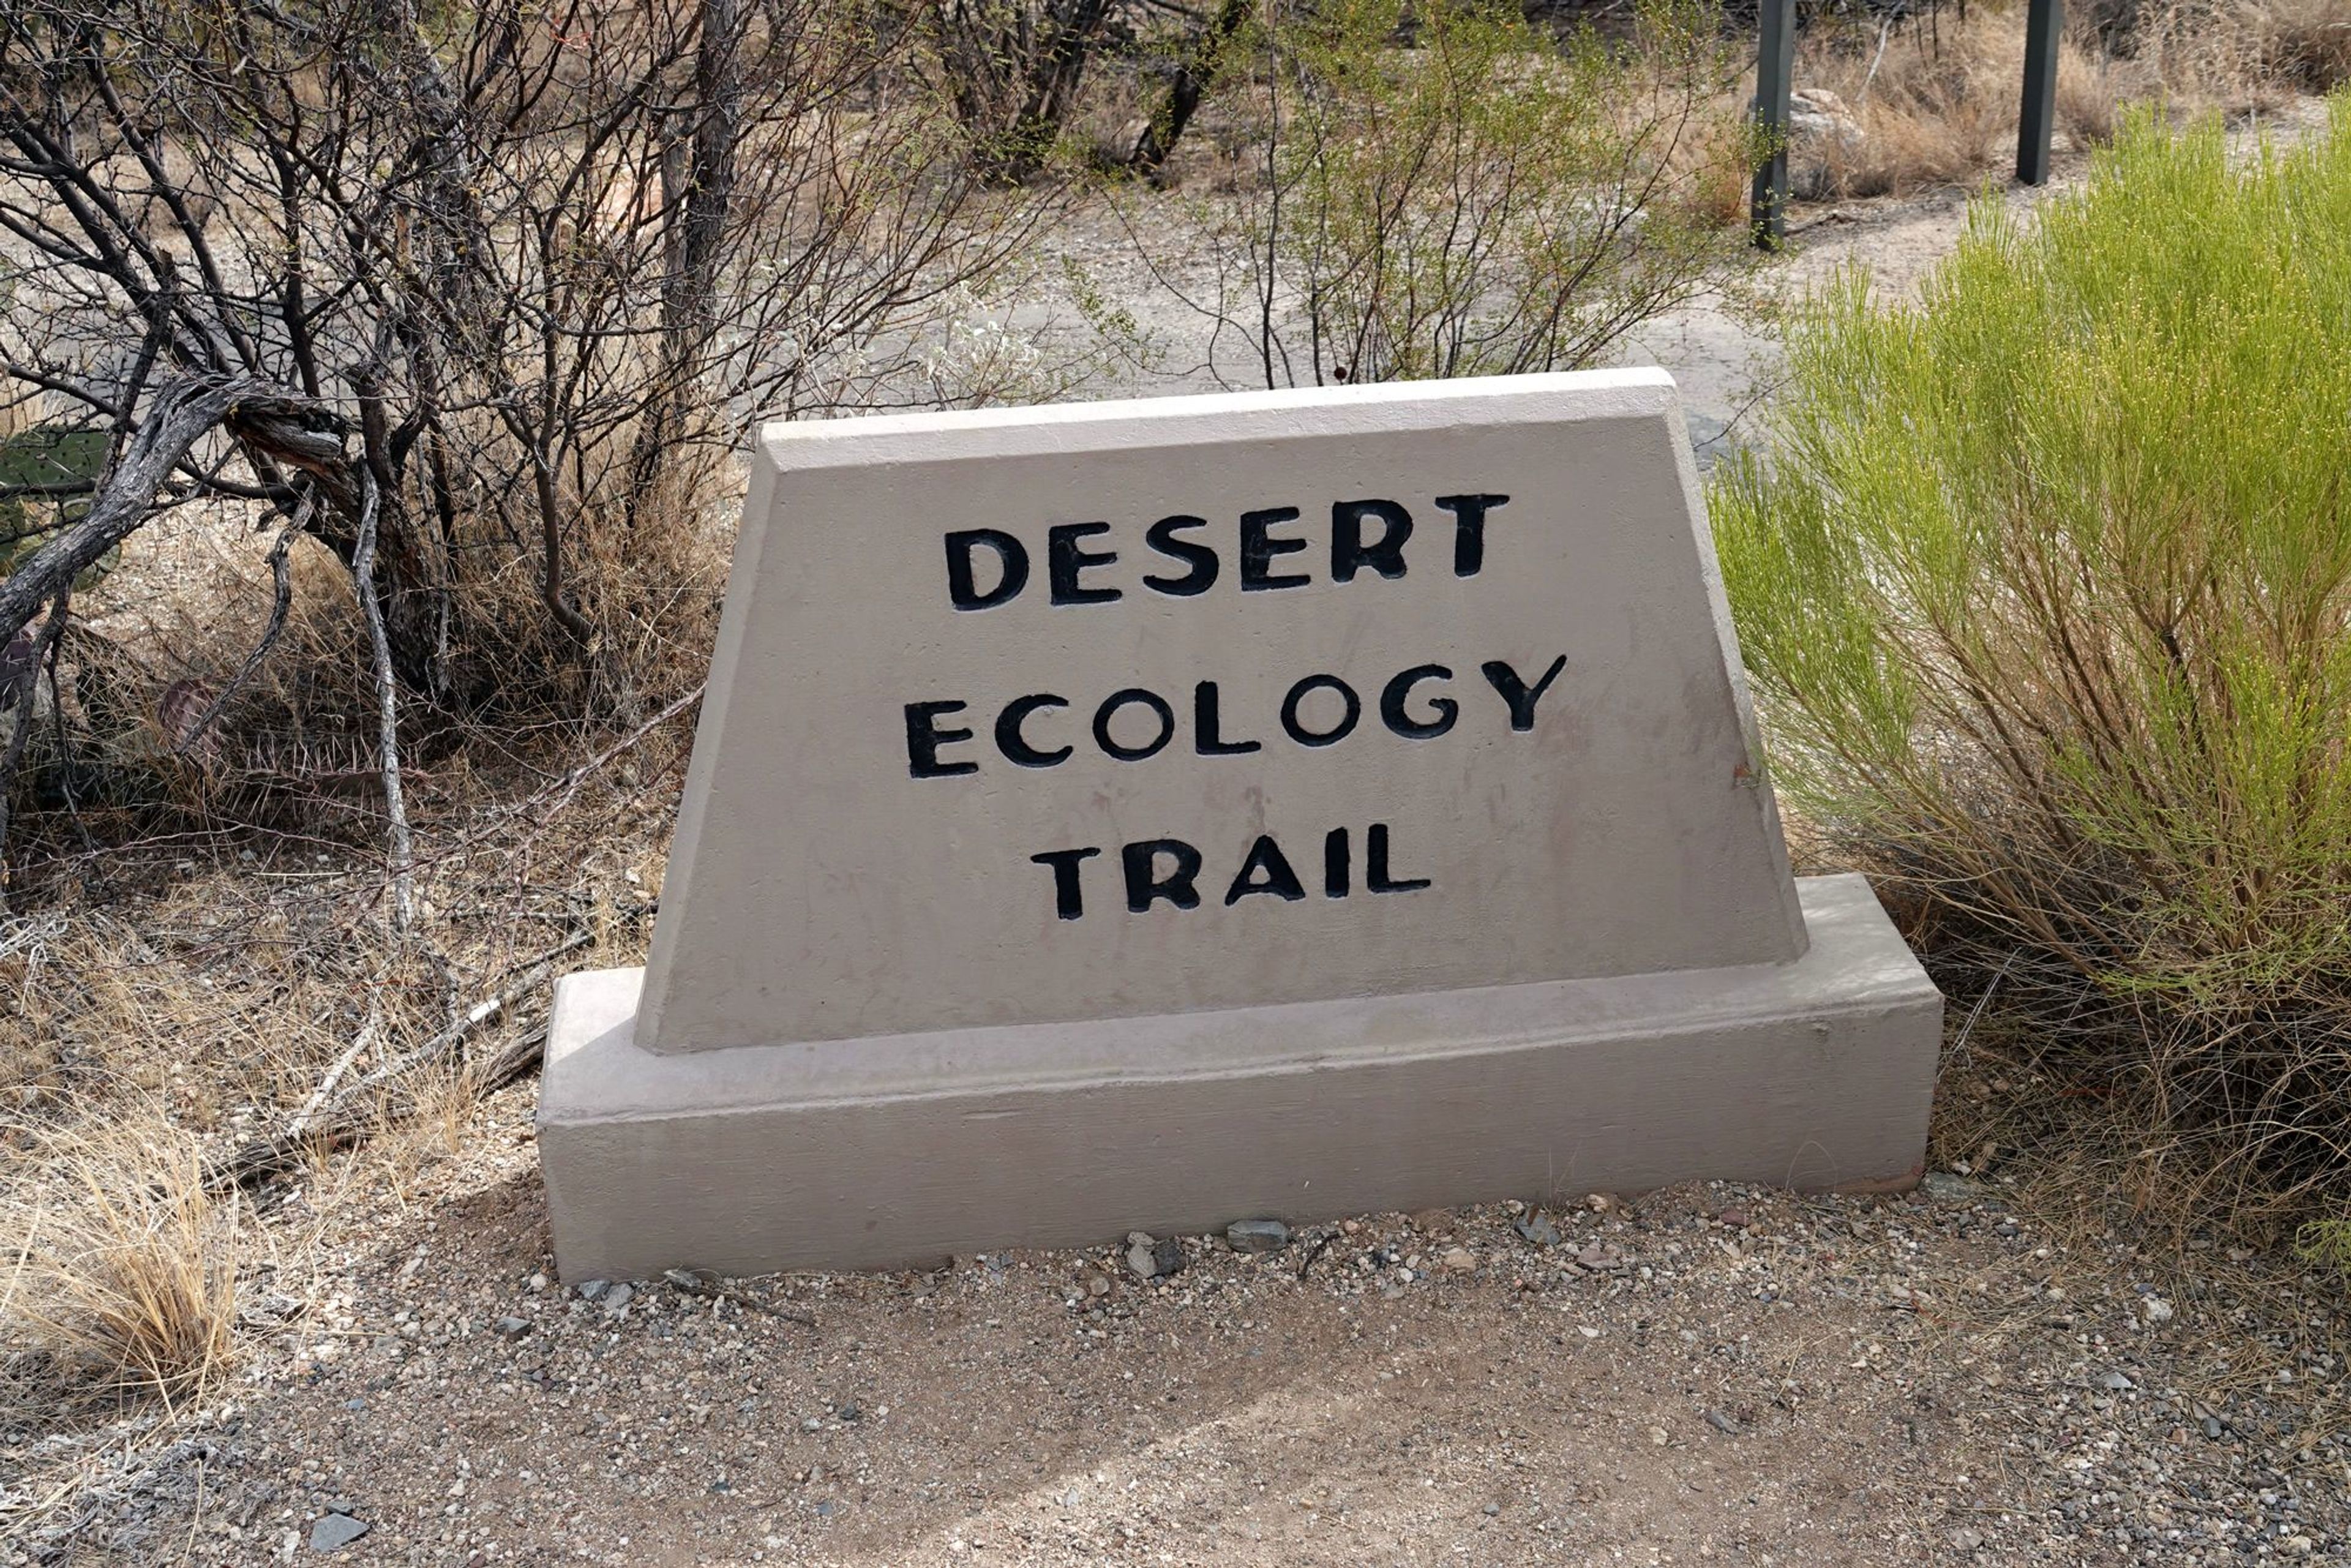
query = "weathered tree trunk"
(627, 0, 744, 521)
(937, 0, 1118, 184)
(1128, 0, 1253, 182)
(229, 389, 446, 695)
(0, 376, 259, 649)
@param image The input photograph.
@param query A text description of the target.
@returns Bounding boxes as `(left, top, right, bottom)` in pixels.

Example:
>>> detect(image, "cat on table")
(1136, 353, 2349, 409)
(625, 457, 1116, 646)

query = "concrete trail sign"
(538, 370, 1941, 1280)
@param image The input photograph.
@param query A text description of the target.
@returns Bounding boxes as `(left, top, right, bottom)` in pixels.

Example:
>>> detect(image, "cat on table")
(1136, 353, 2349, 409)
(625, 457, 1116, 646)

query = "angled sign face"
(637, 370, 1804, 1054)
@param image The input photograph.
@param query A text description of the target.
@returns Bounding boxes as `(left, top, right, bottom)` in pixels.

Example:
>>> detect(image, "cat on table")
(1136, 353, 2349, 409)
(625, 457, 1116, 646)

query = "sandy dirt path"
(28, 1075, 2345, 1566)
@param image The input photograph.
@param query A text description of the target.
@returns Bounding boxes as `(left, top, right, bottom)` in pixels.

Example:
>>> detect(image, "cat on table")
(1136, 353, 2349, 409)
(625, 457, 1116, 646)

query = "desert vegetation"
(1712, 103, 2351, 1245)
(1121, 0, 1760, 386)
(1771, 0, 2351, 200)
(4, 0, 2351, 1547)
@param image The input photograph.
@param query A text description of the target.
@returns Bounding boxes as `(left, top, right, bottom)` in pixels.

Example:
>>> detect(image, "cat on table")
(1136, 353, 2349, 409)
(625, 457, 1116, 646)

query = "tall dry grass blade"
(4, 1115, 239, 1405)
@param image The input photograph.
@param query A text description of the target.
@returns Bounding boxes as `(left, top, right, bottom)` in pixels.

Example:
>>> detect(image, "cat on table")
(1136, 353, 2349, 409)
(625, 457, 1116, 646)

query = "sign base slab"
(539, 874, 1938, 1281)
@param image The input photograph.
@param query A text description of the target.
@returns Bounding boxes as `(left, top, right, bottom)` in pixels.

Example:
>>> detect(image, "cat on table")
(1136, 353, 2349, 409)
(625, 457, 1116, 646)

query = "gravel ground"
(13, 1074, 2347, 1566)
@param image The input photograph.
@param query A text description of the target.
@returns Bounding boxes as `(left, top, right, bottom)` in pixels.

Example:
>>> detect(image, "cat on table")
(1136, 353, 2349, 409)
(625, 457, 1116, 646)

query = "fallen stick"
(203, 926, 593, 1193)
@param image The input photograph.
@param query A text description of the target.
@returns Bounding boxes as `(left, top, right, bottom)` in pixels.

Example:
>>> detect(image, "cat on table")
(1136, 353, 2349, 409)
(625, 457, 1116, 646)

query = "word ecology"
(899, 497, 1564, 921)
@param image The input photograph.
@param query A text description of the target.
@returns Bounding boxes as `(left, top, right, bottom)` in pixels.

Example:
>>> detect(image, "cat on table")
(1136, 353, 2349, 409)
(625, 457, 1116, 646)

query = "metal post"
(2017, 0, 2062, 185)
(1750, 0, 1796, 247)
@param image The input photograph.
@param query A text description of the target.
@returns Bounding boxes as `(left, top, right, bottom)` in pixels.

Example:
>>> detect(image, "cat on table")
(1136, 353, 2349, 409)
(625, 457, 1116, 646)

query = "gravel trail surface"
(18, 1077, 2347, 1566)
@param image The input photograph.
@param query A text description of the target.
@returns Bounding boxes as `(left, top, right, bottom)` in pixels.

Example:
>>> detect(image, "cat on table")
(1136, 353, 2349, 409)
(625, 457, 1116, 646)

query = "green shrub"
(1166, 0, 1757, 387)
(1709, 101, 2351, 1227)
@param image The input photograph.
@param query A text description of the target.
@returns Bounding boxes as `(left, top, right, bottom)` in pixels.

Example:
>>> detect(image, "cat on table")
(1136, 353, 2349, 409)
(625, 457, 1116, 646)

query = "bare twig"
(201, 923, 596, 1192)
(170, 503, 313, 757)
(350, 466, 414, 932)
(1859, 10, 1900, 106)
(291, 988, 384, 1136)
(524, 682, 704, 827)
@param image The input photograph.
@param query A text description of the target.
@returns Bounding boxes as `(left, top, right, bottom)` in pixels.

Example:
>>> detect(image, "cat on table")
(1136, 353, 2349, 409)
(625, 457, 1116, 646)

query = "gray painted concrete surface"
(541, 874, 1938, 1281)
(539, 372, 1942, 1279)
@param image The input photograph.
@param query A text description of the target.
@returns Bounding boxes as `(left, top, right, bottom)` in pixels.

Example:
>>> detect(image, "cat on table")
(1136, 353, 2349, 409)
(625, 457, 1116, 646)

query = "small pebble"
(309, 1514, 369, 1552)
(1226, 1218, 1291, 1254)
(1127, 1234, 1183, 1280)
(1921, 1172, 1984, 1204)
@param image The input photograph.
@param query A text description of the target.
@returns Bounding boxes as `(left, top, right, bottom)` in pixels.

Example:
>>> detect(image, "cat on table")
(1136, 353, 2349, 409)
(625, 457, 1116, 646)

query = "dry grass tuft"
(2, 1112, 238, 1405)
(2246, 0, 2351, 88)
(1791, 8, 2151, 198)
(1783, 0, 2351, 202)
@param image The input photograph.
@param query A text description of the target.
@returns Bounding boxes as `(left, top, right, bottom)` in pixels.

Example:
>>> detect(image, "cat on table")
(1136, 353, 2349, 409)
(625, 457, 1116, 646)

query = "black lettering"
(1193, 681, 1261, 757)
(1379, 664, 1458, 740)
(905, 700, 979, 778)
(1435, 494, 1509, 578)
(1031, 847, 1100, 920)
(944, 528, 1029, 609)
(1142, 515, 1219, 596)
(1239, 506, 1310, 591)
(996, 694, 1072, 768)
(1279, 673, 1361, 748)
(1048, 521, 1122, 606)
(1323, 827, 1350, 899)
(1331, 500, 1414, 582)
(1123, 838, 1203, 912)
(1367, 822, 1431, 893)
(1092, 688, 1176, 762)
(1480, 655, 1568, 731)
(1223, 835, 1307, 905)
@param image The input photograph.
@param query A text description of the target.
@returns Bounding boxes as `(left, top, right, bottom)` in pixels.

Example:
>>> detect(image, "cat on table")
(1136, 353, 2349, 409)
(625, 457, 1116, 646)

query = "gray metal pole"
(2017, 0, 2062, 185)
(1751, 0, 1796, 247)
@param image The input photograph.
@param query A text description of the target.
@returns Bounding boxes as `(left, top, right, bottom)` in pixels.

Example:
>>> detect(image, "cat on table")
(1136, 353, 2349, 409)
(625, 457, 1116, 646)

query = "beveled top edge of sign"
(754, 367, 1679, 471)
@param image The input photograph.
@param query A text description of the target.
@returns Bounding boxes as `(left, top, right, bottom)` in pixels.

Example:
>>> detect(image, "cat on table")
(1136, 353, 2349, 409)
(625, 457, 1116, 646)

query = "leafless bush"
(0, 0, 1045, 856)
(926, 0, 1120, 179)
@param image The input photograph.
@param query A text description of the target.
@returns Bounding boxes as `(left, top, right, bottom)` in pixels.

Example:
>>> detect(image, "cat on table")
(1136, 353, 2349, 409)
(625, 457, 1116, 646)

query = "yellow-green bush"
(1710, 102, 2351, 1228)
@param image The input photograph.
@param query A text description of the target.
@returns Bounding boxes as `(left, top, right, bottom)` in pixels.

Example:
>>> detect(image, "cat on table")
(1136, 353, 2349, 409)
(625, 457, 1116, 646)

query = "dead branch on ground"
(201, 921, 602, 1194)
